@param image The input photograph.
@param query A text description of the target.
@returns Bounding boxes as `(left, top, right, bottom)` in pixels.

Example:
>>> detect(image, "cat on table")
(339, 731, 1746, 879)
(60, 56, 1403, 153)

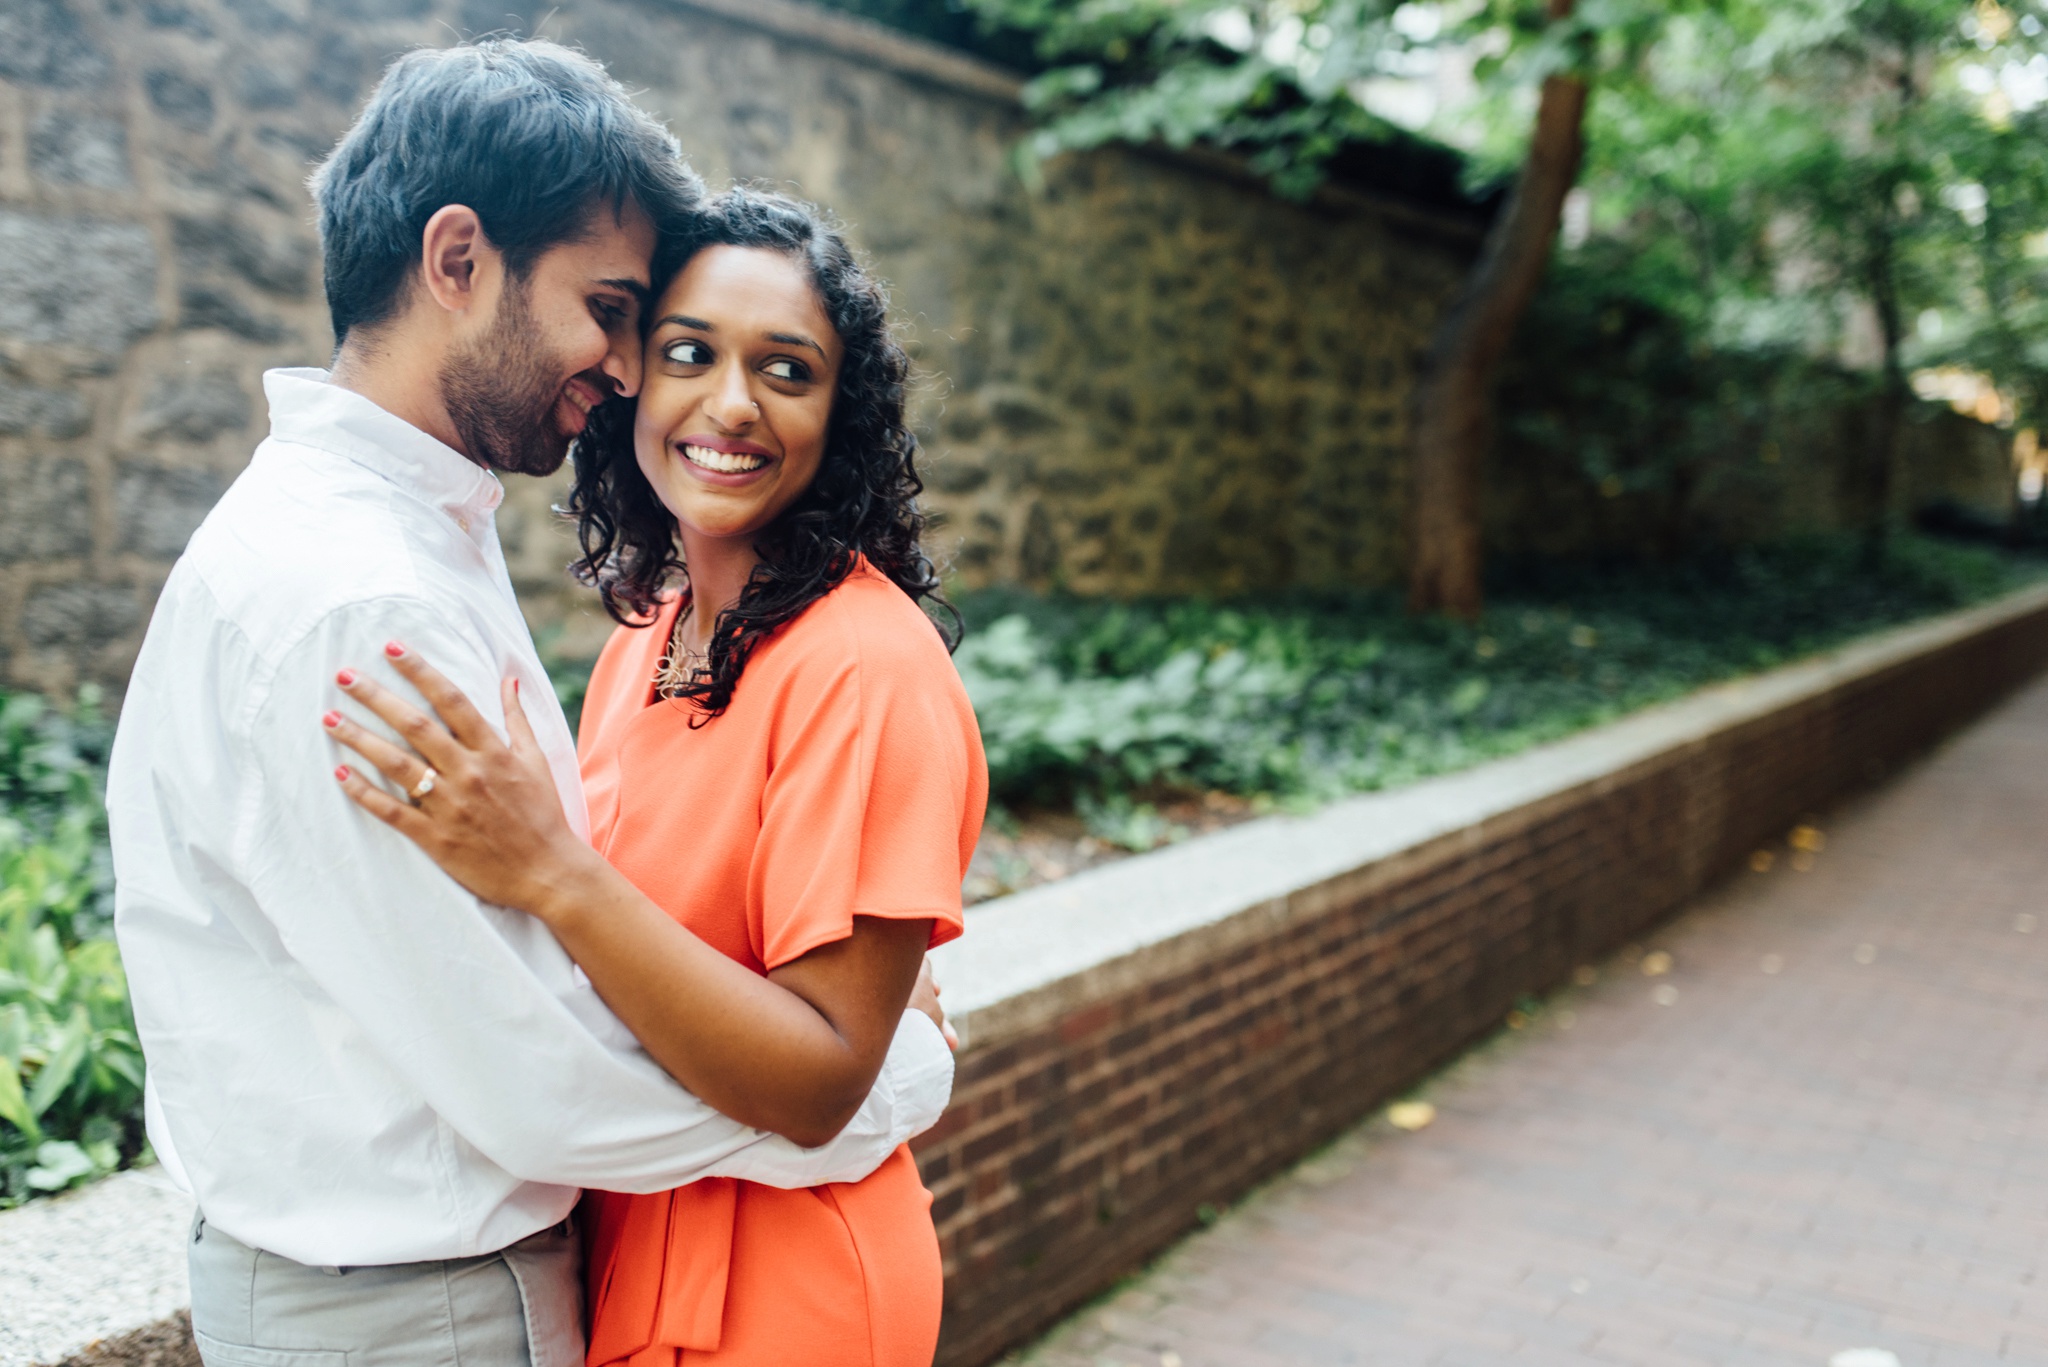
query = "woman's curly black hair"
(566, 187, 956, 717)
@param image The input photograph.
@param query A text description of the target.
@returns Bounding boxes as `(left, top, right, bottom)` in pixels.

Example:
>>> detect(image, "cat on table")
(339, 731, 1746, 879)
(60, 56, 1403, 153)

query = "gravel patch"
(0, 1169, 194, 1367)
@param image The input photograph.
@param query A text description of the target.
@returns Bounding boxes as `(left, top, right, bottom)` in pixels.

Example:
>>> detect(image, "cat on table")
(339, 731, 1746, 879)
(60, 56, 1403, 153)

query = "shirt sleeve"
(236, 595, 946, 1192)
(750, 599, 979, 971)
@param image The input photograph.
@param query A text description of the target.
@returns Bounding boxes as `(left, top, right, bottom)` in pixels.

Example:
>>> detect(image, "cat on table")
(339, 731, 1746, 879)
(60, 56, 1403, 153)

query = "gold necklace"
(652, 603, 707, 699)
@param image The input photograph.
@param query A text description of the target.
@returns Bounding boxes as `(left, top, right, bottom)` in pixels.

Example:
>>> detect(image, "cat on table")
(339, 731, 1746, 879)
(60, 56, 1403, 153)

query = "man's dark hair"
(309, 39, 702, 342)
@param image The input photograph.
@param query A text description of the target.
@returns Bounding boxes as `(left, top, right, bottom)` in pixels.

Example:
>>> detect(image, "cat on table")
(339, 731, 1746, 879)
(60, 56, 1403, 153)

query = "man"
(106, 40, 953, 1367)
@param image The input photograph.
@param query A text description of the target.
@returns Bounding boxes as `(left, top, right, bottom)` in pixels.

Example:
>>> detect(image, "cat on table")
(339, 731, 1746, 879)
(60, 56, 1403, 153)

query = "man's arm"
(241, 597, 946, 1191)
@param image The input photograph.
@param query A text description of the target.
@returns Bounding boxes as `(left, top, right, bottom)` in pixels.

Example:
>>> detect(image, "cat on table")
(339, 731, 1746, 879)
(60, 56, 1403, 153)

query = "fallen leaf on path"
(1388, 1101, 1436, 1131)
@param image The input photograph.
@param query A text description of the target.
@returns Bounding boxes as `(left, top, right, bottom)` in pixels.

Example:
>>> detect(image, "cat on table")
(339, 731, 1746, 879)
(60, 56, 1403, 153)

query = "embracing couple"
(107, 36, 985, 1367)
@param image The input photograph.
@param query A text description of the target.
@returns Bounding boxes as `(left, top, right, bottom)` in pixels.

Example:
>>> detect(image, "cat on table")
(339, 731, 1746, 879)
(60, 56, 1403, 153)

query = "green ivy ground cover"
(6, 532, 2040, 1205)
(949, 535, 2046, 848)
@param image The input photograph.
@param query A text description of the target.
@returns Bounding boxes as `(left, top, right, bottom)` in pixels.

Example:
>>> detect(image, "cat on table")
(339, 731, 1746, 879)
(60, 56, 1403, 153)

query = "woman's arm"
(324, 643, 939, 1148)
(536, 863, 932, 1148)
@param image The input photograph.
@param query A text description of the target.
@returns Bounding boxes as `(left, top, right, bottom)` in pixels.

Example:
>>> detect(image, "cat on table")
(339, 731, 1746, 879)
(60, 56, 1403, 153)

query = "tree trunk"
(1864, 233, 1906, 564)
(1406, 0, 1589, 619)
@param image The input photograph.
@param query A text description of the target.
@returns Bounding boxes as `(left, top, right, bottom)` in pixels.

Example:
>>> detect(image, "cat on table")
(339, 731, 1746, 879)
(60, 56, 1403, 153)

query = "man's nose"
(600, 328, 642, 400)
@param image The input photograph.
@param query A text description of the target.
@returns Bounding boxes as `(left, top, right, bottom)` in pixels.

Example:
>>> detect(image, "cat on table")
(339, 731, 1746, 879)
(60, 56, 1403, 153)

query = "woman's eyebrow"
(654, 314, 714, 331)
(767, 331, 826, 358)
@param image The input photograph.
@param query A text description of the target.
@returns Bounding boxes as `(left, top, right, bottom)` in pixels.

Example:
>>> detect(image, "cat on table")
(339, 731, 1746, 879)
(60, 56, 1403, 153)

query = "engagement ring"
(410, 768, 438, 800)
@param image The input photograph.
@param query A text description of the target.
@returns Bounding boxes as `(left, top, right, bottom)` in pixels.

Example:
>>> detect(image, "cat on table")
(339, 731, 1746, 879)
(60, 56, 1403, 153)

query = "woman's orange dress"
(573, 559, 987, 1367)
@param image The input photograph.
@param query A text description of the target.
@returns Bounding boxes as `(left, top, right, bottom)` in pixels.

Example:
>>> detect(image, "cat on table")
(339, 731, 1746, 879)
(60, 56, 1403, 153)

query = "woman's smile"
(678, 435, 775, 479)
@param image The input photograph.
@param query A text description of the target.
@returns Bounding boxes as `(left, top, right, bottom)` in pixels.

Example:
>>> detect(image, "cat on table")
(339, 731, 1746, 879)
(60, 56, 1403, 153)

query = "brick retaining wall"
(914, 583, 2048, 1367)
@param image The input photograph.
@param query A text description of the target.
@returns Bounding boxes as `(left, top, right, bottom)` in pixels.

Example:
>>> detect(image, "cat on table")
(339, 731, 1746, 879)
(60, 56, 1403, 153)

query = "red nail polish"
(385, 641, 406, 658)
(337, 669, 357, 687)
(322, 710, 341, 728)
(334, 765, 351, 781)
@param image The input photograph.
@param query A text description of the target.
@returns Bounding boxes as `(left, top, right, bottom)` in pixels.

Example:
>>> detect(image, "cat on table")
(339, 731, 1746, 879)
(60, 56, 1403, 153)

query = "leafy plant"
(0, 688, 142, 1206)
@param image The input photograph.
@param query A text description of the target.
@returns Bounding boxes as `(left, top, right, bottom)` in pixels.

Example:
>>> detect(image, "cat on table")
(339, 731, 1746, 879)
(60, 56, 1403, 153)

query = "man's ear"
(418, 205, 496, 316)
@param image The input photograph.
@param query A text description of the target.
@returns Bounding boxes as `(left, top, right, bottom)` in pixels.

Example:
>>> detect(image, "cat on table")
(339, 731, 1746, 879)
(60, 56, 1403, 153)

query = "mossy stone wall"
(0, 0, 1478, 692)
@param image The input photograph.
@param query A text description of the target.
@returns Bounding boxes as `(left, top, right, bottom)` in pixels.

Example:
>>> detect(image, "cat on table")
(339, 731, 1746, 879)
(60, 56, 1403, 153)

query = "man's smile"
(553, 376, 609, 436)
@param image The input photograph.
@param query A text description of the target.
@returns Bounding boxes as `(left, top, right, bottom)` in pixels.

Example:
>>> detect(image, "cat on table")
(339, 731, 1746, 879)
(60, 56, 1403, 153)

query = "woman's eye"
(664, 339, 712, 366)
(763, 358, 811, 382)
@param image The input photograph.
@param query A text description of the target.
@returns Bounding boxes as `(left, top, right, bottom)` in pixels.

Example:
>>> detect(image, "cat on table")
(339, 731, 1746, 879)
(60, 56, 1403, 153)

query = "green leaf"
(0, 1061, 38, 1140)
(1449, 678, 1492, 717)
(26, 1139, 96, 1191)
(26, 1007, 89, 1119)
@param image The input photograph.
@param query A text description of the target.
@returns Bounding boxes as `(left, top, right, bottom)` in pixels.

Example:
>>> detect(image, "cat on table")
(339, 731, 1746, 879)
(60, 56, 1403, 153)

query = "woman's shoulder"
(778, 562, 951, 667)
(753, 563, 962, 716)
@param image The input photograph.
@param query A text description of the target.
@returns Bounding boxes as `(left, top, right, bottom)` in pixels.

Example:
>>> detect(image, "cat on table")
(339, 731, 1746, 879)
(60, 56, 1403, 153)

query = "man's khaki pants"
(186, 1213, 584, 1367)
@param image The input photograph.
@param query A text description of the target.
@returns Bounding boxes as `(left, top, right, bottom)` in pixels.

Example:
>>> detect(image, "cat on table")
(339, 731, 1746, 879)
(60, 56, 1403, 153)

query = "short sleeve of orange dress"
(574, 559, 987, 1367)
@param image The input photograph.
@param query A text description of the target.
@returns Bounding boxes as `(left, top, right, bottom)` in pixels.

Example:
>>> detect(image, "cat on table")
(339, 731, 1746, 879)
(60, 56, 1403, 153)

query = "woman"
(322, 189, 986, 1367)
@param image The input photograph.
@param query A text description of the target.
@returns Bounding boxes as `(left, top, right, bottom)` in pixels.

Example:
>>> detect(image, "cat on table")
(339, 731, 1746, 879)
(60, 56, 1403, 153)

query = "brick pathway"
(1005, 675, 2048, 1367)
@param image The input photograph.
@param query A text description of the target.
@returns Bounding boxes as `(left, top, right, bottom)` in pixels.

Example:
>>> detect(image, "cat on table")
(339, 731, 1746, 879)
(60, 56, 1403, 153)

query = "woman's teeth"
(683, 444, 768, 474)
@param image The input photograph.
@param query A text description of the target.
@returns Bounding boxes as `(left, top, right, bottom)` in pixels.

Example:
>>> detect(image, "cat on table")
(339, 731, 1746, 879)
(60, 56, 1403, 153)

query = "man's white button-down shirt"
(108, 369, 953, 1267)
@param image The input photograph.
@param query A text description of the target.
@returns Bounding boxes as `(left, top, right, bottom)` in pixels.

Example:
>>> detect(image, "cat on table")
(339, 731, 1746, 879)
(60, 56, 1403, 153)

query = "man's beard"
(439, 277, 582, 478)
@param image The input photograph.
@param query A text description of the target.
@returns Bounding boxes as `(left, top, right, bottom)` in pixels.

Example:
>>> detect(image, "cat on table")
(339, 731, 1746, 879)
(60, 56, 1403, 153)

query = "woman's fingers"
(500, 676, 545, 764)
(336, 666, 463, 771)
(323, 709, 433, 794)
(334, 763, 432, 839)
(906, 953, 948, 1041)
(382, 643, 498, 752)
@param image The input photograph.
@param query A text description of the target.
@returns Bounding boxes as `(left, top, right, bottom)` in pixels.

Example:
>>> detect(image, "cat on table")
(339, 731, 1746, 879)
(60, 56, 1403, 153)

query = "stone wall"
(0, 0, 1481, 695)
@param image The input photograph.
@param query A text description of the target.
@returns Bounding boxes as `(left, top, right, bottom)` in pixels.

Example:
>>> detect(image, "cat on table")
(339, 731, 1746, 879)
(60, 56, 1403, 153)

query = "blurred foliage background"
(0, 690, 145, 1207)
(826, 0, 2048, 558)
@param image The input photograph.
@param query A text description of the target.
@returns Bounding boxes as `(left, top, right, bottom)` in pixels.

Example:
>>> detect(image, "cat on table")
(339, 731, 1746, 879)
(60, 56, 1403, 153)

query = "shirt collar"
(262, 368, 506, 525)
